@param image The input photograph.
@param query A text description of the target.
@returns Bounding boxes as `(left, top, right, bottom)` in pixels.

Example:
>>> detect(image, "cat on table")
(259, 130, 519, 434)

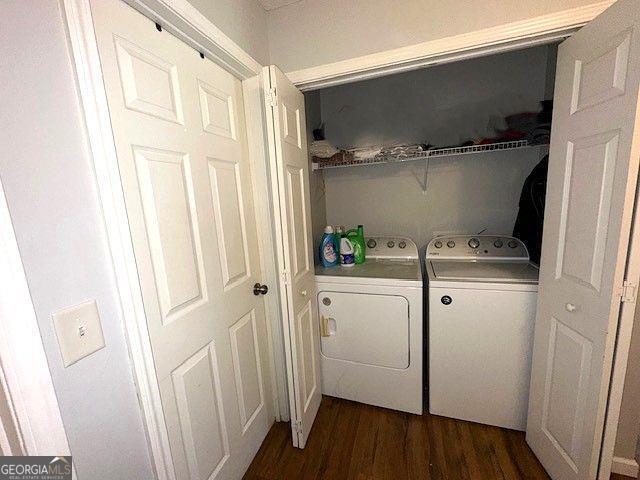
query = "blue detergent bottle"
(319, 225, 339, 267)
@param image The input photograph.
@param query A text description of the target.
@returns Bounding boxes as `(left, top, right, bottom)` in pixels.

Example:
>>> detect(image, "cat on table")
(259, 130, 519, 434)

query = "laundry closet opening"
(304, 43, 558, 260)
(300, 42, 558, 428)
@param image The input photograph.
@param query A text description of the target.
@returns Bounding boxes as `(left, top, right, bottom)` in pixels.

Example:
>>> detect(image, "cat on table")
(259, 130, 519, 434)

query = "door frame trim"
(61, 1, 287, 478)
(0, 178, 72, 460)
(286, 1, 614, 91)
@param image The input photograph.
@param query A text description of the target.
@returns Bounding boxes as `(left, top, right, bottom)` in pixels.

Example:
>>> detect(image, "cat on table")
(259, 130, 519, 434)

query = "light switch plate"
(52, 300, 105, 367)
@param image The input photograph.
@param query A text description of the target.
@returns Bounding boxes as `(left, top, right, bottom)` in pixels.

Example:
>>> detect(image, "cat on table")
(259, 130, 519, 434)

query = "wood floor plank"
(318, 399, 361, 479)
(456, 420, 489, 480)
(404, 411, 430, 480)
(442, 416, 472, 479)
(484, 425, 525, 479)
(370, 407, 409, 479)
(502, 428, 549, 480)
(427, 412, 450, 479)
(245, 396, 556, 480)
(470, 424, 508, 480)
(346, 403, 380, 480)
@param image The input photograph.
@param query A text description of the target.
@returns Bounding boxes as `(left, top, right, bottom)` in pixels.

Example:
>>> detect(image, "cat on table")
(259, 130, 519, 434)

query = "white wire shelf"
(312, 140, 548, 171)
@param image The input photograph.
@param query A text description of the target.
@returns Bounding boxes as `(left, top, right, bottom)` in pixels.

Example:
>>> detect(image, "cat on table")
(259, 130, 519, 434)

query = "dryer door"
(318, 291, 409, 369)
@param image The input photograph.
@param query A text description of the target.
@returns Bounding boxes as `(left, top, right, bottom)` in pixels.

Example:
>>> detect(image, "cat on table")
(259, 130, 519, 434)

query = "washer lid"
(430, 260, 539, 283)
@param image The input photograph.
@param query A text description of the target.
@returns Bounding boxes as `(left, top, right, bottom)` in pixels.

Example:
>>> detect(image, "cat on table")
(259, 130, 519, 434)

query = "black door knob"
(253, 283, 269, 296)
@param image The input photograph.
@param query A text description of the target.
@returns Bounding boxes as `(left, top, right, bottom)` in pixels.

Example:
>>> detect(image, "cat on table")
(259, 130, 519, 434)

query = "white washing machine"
(316, 236, 422, 414)
(425, 235, 539, 430)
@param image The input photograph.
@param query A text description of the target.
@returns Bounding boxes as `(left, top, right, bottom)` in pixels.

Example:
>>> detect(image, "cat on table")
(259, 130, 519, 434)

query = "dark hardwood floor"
(245, 396, 553, 480)
(246, 396, 634, 479)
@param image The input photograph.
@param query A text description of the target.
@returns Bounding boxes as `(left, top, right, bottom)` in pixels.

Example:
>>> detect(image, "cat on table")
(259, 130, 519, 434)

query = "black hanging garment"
(513, 155, 548, 265)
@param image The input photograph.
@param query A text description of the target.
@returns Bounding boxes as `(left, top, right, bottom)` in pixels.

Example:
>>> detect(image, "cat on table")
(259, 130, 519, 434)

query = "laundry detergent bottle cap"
(345, 224, 366, 264)
(339, 237, 355, 267)
(319, 225, 339, 267)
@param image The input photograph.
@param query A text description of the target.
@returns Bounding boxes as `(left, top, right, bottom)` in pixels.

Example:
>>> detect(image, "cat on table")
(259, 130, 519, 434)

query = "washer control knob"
(434, 240, 443, 249)
(446, 240, 456, 248)
(367, 238, 377, 249)
(398, 240, 407, 249)
(468, 237, 480, 249)
(387, 240, 395, 248)
(508, 240, 518, 249)
(494, 239, 504, 248)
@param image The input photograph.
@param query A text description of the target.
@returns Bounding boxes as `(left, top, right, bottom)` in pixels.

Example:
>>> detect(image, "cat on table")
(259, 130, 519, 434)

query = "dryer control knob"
(494, 239, 504, 248)
(367, 238, 377, 249)
(434, 240, 443, 249)
(508, 240, 518, 249)
(468, 237, 480, 249)
(446, 240, 456, 248)
(387, 240, 395, 248)
(398, 240, 407, 249)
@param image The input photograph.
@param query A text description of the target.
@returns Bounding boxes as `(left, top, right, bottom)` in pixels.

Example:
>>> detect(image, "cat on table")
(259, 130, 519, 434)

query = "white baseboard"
(612, 456, 639, 478)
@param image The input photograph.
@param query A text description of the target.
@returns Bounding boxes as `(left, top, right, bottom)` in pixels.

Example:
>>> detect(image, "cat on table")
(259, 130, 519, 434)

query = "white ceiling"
(257, 0, 301, 11)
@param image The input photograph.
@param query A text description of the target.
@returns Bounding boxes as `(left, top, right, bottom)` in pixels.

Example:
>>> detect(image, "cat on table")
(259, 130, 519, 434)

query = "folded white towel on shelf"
(351, 146, 382, 159)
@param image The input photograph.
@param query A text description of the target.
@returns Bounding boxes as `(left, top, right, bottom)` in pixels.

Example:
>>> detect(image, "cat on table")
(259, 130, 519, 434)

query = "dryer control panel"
(425, 235, 529, 260)
(365, 236, 418, 260)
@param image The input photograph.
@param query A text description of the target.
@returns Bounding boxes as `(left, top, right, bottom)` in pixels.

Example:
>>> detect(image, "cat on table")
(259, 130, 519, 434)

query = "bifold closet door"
(263, 65, 321, 448)
(526, 0, 640, 479)
(91, 0, 274, 477)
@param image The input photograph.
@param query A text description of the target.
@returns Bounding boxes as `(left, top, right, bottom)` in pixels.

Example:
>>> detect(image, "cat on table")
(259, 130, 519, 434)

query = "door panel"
(572, 32, 631, 114)
(297, 301, 318, 410)
(91, 0, 274, 478)
(557, 132, 618, 291)
(208, 158, 251, 289)
(229, 311, 264, 433)
(265, 65, 321, 448)
(114, 36, 184, 124)
(541, 319, 592, 470)
(134, 148, 207, 322)
(198, 80, 236, 138)
(172, 343, 230, 479)
(526, 1, 640, 478)
(286, 165, 311, 280)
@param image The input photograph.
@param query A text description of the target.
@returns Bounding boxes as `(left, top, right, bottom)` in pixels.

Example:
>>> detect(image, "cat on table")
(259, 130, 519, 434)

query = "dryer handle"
(321, 316, 337, 337)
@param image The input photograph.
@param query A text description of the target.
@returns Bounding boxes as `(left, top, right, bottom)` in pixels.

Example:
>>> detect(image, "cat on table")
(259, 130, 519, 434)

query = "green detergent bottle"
(346, 225, 366, 264)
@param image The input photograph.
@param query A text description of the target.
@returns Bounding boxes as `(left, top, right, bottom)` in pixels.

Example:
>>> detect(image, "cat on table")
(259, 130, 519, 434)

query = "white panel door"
(264, 66, 321, 448)
(90, 0, 274, 478)
(526, 1, 640, 478)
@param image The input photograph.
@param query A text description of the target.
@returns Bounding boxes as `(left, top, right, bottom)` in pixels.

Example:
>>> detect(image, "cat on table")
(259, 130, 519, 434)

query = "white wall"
(267, 0, 604, 73)
(321, 46, 550, 149)
(323, 151, 541, 248)
(314, 46, 551, 247)
(188, 0, 270, 64)
(0, 2, 154, 478)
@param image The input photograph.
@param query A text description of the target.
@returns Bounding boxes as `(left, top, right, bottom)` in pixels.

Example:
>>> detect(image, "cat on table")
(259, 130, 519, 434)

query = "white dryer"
(316, 236, 422, 414)
(425, 235, 539, 430)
